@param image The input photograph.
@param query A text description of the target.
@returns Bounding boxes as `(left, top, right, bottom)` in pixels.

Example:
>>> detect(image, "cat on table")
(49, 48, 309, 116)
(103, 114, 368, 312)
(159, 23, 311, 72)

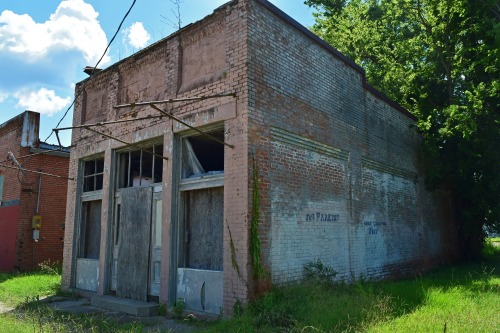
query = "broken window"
(181, 130, 224, 179)
(117, 144, 163, 188)
(79, 200, 102, 259)
(83, 158, 104, 192)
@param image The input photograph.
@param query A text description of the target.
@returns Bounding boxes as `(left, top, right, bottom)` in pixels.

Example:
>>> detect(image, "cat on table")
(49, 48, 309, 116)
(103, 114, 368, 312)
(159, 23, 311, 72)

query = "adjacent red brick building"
(62, 0, 458, 316)
(0, 111, 69, 272)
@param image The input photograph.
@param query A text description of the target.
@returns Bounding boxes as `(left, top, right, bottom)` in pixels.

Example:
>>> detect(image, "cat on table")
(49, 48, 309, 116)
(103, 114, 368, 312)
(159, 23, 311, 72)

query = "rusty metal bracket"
(113, 93, 236, 109)
(83, 127, 169, 161)
(54, 115, 166, 132)
(149, 103, 234, 149)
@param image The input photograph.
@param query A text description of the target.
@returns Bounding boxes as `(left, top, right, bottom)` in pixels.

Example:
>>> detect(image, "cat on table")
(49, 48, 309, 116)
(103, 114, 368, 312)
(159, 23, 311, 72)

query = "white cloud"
(125, 22, 151, 49)
(0, 0, 108, 64)
(14, 88, 71, 116)
(0, 0, 109, 120)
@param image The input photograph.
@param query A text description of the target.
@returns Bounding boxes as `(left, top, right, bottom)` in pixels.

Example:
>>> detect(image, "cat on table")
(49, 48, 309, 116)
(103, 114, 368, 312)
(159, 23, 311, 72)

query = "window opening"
(182, 130, 224, 179)
(118, 144, 163, 188)
(79, 200, 102, 259)
(83, 158, 104, 192)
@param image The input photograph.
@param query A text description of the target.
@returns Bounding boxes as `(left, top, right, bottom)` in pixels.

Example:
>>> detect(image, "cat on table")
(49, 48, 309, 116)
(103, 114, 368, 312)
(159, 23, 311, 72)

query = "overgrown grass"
(203, 245, 500, 332)
(2, 245, 499, 332)
(1, 302, 148, 333)
(0, 273, 60, 306)
(0, 265, 154, 332)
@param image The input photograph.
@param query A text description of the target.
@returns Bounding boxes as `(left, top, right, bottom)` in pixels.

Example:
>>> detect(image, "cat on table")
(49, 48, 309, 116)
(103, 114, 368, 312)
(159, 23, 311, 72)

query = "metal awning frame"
(53, 115, 169, 161)
(52, 92, 237, 155)
(114, 93, 236, 149)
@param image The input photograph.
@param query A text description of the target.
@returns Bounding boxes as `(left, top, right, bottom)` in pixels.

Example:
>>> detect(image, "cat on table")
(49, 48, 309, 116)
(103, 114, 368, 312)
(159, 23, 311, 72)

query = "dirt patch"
(0, 301, 13, 314)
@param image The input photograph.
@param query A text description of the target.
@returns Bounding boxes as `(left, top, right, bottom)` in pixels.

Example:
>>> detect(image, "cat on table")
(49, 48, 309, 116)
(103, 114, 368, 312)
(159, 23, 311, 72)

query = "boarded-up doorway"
(111, 143, 164, 301)
(115, 187, 152, 301)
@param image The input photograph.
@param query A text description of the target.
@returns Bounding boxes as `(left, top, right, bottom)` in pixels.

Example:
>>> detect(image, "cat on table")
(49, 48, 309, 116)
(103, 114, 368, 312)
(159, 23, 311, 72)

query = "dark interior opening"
(118, 144, 163, 188)
(183, 130, 224, 178)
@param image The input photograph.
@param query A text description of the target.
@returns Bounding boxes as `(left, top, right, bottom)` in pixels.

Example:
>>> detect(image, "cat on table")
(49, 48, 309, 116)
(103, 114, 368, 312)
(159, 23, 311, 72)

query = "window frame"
(179, 128, 225, 191)
(115, 141, 164, 189)
(77, 155, 105, 260)
(83, 158, 104, 192)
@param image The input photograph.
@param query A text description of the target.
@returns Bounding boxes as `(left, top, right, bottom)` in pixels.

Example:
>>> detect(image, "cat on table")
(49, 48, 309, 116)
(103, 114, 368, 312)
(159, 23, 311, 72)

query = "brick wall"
(0, 112, 68, 271)
(16, 154, 69, 270)
(247, 0, 457, 284)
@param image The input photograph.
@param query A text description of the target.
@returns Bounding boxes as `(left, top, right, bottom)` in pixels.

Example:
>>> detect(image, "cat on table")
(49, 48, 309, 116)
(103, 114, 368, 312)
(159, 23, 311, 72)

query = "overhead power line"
(45, 0, 138, 142)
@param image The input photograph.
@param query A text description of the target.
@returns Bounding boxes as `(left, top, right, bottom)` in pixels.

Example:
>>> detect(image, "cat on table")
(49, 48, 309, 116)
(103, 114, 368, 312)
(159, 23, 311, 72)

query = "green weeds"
(0, 267, 159, 332)
(0, 271, 60, 306)
(304, 258, 338, 285)
(203, 252, 500, 333)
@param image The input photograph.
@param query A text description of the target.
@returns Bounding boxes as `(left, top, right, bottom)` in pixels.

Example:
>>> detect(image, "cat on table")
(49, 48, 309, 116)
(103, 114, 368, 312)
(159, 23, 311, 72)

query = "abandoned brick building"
(61, 0, 457, 315)
(0, 111, 69, 272)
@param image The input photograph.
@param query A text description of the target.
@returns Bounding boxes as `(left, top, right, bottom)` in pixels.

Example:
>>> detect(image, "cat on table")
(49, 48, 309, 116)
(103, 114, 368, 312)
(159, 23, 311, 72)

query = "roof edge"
(255, 0, 416, 121)
(76, 1, 238, 87)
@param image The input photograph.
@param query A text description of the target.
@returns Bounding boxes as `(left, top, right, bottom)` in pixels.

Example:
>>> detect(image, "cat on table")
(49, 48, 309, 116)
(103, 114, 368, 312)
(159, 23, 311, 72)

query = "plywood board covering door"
(183, 187, 224, 270)
(116, 187, 152, 301)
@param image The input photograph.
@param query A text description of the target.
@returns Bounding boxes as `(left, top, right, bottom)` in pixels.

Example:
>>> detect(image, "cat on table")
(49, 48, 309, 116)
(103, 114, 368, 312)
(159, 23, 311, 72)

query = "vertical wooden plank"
(116, 187, 152, 301)
(149, 197, 162, 296)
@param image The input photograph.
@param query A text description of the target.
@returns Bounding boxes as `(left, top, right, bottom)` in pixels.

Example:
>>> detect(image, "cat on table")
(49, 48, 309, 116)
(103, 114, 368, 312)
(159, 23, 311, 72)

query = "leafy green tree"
(305, 0, 500, 259)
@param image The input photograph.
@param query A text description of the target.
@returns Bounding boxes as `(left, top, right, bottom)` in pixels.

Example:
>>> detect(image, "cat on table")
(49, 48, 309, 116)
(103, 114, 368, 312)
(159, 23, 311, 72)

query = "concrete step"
(91, 295, 159, 317)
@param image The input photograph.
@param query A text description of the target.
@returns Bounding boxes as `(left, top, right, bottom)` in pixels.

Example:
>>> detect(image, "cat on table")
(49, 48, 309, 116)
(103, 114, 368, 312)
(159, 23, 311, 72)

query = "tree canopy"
(305, 0, 500, 259)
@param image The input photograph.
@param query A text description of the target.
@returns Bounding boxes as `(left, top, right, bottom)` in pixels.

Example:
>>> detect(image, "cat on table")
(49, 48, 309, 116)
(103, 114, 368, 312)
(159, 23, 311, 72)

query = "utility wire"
(45, 0, 138, 142)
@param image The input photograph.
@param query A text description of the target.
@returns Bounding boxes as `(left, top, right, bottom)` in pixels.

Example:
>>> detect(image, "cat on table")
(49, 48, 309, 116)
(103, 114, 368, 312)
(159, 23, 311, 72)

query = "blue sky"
(0, 0, 317, 146)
